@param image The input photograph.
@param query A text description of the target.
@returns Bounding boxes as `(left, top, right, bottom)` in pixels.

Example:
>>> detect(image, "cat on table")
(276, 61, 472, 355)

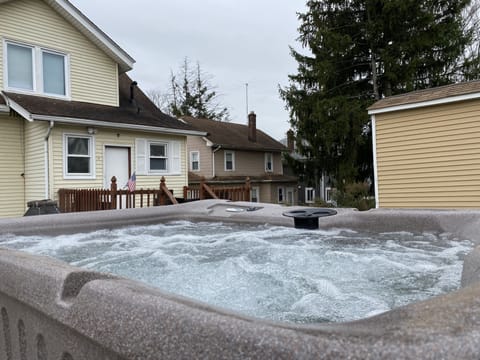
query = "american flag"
(127, 172, 136, 192)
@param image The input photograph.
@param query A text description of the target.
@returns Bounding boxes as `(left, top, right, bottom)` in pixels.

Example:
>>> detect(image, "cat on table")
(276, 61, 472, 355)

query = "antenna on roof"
(245, 83, 249, 121)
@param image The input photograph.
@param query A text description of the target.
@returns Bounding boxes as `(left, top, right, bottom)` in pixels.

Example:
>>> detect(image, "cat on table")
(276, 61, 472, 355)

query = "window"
(5, 41, 68, 97)
(190, 151, 200, 171)
(265, 153, 273, 172)
(42, 51, 66, 95)
(6, 43, 33, 91)
(278, 187, 284, 203)
(149, 143, 168, 171)
(64, 134, 94, 178)
(135, 139, 181, 175)
(325, 187, 336, 204)
(225, 150, 235, 171)
(305, 187, 315, 204)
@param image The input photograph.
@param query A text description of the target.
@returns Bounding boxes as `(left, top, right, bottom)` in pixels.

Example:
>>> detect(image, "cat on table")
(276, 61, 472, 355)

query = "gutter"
(33, 115, 207, 137)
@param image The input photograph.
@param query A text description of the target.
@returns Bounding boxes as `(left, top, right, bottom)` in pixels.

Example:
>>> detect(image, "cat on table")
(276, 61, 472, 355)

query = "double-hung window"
(64, 134, 95, 178)
(5, 41, 68, 97)
(265, 153, 273, 172)
(149, 143, 168, 172)
(190, 151, 200, 171)
(225, 151, 235, 171)
(135, 139, 182, 175)
(305, 187, 315, 204)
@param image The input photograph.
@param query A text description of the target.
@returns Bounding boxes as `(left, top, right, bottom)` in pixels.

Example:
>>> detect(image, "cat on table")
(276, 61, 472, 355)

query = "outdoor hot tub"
(1, 200, 480, 359)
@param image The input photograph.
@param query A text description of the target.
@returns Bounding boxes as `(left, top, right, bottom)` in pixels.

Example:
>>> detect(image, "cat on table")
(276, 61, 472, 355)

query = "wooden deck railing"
(183, 177, 251, 202)
(58, 176, 177, 213)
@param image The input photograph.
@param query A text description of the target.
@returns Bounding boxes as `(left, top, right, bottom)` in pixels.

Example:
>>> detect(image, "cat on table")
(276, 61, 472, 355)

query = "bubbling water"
(0, 221, 472, 323)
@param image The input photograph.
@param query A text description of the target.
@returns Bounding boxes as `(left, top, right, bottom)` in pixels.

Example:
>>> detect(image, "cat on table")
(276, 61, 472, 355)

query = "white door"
(105, 147, 130, 189)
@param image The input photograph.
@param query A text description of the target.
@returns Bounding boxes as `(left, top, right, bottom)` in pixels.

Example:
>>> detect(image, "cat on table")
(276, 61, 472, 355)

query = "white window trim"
(224, 150, 235, 171)
(135, 138, 182, 176)
(190, 150, 200, 172)
(63, 133, 96, 179)
(148, 141, 169, 173)
(265, 152, 273, 172)
(4, 39, 70, 99)
(305, 187, 315, 204)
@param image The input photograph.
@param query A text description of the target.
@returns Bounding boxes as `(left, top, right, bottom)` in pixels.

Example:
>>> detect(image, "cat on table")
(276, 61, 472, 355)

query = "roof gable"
(368, 80, 480, 114)
(183, 116, 286, 152)
(2, 0, 134, 73)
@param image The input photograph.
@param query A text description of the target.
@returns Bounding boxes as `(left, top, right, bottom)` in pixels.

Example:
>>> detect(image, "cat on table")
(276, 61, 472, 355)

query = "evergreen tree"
(280, 0, 478, 191)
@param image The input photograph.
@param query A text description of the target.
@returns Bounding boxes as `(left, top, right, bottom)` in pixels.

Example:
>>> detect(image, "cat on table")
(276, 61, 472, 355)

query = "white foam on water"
(0, 222, 472, 324)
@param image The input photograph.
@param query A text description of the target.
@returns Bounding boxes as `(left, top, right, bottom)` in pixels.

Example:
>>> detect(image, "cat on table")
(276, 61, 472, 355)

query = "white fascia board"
(371, 115, 379, 209)
(368, 92, 480, 115)
(32, 114, 207, 136)
(46, 0, 135, 72)
(4, 98, 34, 121)
(203, 137, 214, 147)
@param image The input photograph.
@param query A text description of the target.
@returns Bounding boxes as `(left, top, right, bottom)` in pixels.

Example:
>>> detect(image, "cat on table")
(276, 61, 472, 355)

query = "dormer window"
(5, 41, 69, 98)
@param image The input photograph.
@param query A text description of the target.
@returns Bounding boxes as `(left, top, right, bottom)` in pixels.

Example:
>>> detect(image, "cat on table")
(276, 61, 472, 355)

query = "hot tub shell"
(1, 200, 480, 359)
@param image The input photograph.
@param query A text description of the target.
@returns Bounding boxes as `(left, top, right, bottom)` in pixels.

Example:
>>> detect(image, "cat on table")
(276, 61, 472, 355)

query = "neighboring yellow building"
(0, 0, 204, 217)
(368, 81, 480, 208)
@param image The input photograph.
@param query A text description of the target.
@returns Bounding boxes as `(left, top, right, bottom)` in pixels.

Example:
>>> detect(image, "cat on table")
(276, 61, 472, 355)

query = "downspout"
(212, 145, 222, 178)
(44, 121, 54, 199)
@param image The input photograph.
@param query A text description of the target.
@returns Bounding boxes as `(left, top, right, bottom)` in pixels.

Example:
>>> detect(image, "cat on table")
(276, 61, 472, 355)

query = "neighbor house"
(282, 129, 336, 205)
(183, 112, 298, 204)
(0, 0, 204, 217)
(368, 80, 480, 208)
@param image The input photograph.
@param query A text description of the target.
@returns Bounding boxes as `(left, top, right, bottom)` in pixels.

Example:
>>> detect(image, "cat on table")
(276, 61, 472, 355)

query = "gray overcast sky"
(69, 0, 306, 140)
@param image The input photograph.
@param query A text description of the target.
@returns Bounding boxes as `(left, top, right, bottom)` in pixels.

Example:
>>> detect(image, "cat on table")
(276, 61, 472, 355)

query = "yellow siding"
(49, 124, 188, 201)
(375, 99, 480, 208)
(0, 0, 119, 106)
(0, 115, 25, 217)
(24, 121, 47, 203)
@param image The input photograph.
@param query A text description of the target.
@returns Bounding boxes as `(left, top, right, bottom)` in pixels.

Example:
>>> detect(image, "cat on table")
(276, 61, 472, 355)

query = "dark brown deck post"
(200, 177, 205, 200)
(111, 176, 117, 209)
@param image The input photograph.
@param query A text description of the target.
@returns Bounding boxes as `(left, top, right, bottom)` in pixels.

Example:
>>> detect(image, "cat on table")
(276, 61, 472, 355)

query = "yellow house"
(0, 0, 204, 217)
(368, 80, 480, 208)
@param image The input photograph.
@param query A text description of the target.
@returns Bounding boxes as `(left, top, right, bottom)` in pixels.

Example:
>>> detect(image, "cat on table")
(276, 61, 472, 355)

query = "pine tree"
(280, 0, 477, 191)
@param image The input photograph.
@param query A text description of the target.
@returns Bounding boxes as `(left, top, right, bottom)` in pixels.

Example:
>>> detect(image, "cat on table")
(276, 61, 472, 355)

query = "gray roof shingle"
(3, 74, 199, 133)
(368, 80, 480, 112)
(183, 116, 286, 152)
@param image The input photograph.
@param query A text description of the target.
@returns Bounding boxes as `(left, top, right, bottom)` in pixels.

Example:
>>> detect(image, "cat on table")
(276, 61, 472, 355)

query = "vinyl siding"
(0, 114, 25, 217)
(0, 0, 119, 105)
(186, 135, 213, 177)
(214, 150, 284, 177)
(24, 121, 47, 202)
(375, 99, 480, 208)
(49, 124, 188, 201)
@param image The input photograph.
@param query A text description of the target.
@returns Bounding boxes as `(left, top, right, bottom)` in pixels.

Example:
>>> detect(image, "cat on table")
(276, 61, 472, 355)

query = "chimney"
(287, 129, 295, 152)
(248, 111, 256, 142)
